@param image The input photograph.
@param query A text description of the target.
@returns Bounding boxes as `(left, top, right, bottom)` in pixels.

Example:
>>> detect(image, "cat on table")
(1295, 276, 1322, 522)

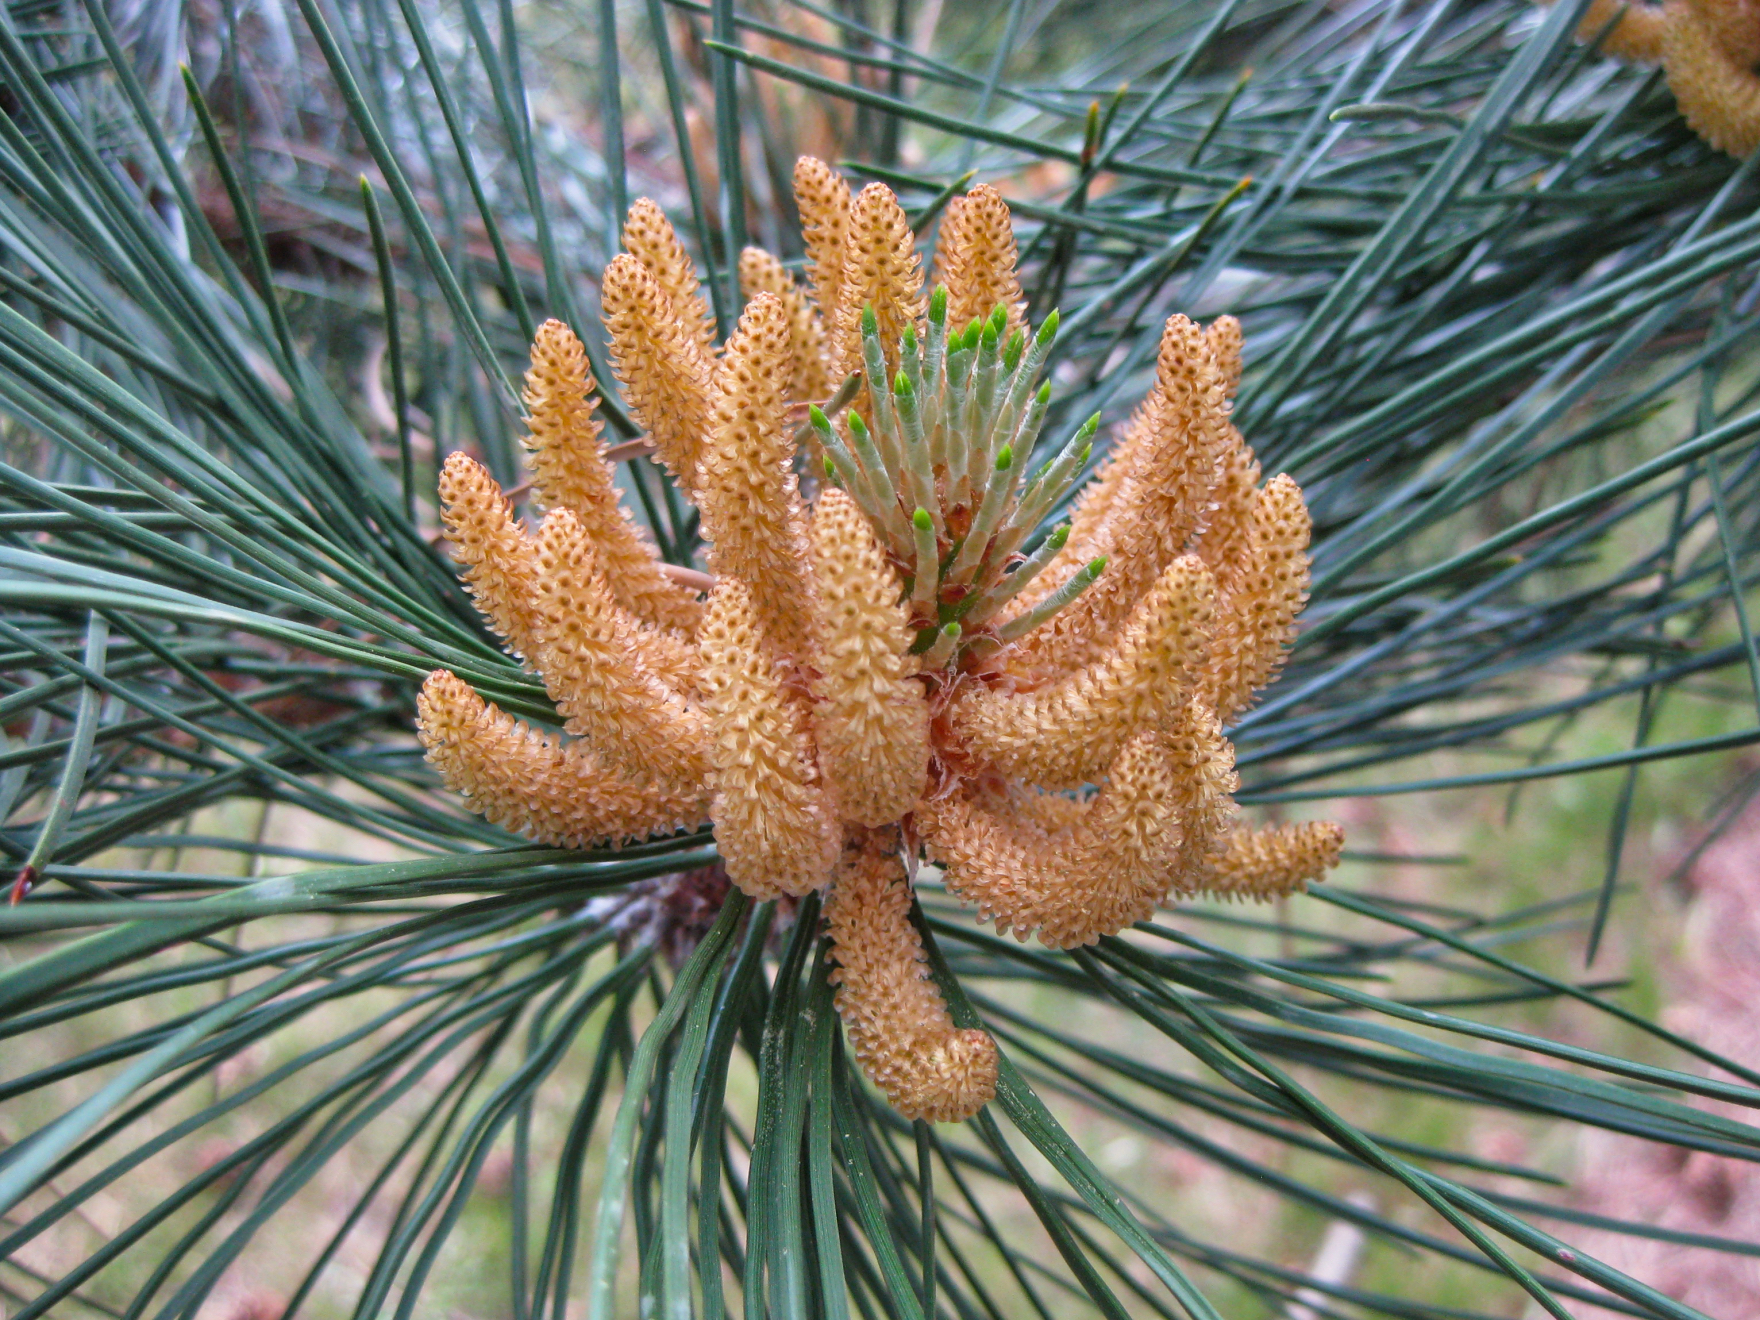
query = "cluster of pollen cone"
(416, 158, 1343, 1123)
(1565, 0, 1760, 156)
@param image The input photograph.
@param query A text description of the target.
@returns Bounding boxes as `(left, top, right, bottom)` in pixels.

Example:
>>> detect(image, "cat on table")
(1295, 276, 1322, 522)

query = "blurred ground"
(1574, 798, 1760, 1318)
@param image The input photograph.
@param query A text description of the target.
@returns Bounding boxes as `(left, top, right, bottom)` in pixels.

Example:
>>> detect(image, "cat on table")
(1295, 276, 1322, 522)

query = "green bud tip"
(962, 320, 983, 349)
(1086, 556, 1108, 577)
(943, 622, 961, 638)
(1003, 329, 1025, 370)
(1036, 381, 1052, 404)
(861, 303, 878, 335)
(1049, 524, 1070, 549)
(808, 404, 829, 429)
(1078, 443, 1092, 465)
(913, 507, 933, 530)
(848, 411, 868, 437)
(1080, 412, 1101, 437)
(996, 445, 1013, 471)
(980, 321, 999, 350)
(929, 285, 948, 322)
(824, 457, 837, 479)
(902, 323, 918, 352)
(895, 370, 913, 397)
(989, 304, 1008, 333)
(1036, 309, 1061, 345)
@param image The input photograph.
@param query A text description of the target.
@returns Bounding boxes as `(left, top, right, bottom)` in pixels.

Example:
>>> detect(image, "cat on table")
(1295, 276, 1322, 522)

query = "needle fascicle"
(992, 556, 1107, 646)
(921, 621, 962, 668)
(910, 507, 941, 614)
(894, 370, 941, 532)
(948, 444, 1017, 585)
(971, 523, 1072, 618)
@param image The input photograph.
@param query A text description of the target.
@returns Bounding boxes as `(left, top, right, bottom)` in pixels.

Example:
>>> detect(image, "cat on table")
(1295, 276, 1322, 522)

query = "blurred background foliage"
(1, 0, 1759, 1315)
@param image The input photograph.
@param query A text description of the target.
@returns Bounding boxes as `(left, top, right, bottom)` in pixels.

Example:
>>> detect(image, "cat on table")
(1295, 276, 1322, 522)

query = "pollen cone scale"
(419, 160, 1342, 1124)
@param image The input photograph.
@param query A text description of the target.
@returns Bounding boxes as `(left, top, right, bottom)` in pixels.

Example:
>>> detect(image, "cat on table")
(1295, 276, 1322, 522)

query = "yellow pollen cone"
(1199, 820, 1344, 900)
(602, 253, 715, 493)
(1206, 315, 1244, 399)
(620, 197, 715, 358)
(739, 246, 831, 405)
(954, 556, 1216, 789)
(696, 292, 818, 661)
(1005, 314, 1231, 682)
(933, 183, 1026, 339)
(831, 182, 923, 398)
(793, 155, 852, 342)
(1575, 0, 1668, 59)
(1552, 0, 1760, 155)
(919, 731, 1183, 950)
(809, 489, 931, 826)
(416, 671, 708, 847)
(825, 832, 998, 1121)
(1160, 699, 1240, 892)
(438, 452, 541, 659)
(531, 510, 709, 786)
(1202, 473, 1312, 723)
(521, 319, 703, 634)
(1662, 1, 1760, 157)
(697, 578, 840, 899)
(1191, 427, 1262, 589)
